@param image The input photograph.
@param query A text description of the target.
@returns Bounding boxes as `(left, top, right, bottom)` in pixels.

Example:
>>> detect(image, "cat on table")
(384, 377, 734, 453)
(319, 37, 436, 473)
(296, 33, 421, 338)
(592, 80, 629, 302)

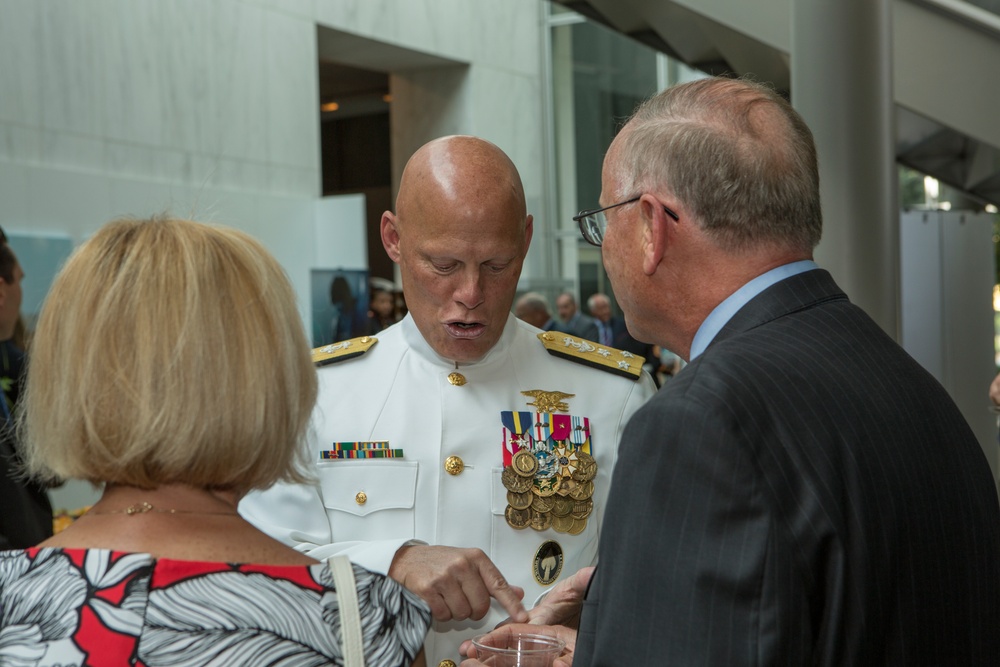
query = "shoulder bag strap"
(328, 555, 366, 667)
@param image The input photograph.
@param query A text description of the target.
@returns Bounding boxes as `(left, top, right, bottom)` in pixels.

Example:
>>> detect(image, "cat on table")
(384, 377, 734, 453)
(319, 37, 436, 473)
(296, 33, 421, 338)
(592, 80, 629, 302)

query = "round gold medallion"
(552, 514, 575, 533)
(571, 498, 594, 519)
(444, 455, 464, 475)
(506, 490, 533, 510)
(354, 491, 367, 506)
(502, 467, 533, 493)
(555, 477, 577, 497)
(529, 509, 552, 531)
(531, 495, 555, 514)
(438, 660, 458, 667)
(568, 480, 594, 500)
(505, 505, 531, 529)
(552, 497, 574, 517)
(568, 517, 588, 535)
(572, 452, 597, 482)
(512, 449, 538, 477)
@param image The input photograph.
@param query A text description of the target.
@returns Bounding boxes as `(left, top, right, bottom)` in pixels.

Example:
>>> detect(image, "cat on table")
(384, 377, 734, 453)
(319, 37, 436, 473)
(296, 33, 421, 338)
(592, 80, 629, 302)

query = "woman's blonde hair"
(21, 216, 317, 494)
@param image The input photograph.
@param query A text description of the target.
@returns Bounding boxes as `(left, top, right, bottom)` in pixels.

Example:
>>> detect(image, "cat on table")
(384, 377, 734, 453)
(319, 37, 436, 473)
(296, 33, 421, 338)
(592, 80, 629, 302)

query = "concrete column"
(791, 0, 898, 338)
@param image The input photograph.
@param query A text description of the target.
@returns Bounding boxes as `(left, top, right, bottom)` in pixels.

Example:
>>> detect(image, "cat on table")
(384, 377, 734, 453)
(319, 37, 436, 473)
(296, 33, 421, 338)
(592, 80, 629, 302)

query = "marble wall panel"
(39, 131, 106, 174)
(0, 161, 30, 227)
(38, 1, 107, 138)
(101, 0, 165, 147)
(0, 123, 42, 164)
(107, 178, 195, 223)
(255, 0, 316, 21)
(158, 0, 219, 157)
(265, 10, 320, 171)
(467, 68, 545, 203)
(389, 65, 471, 188)
(213, 0, 268, 163)
(468, 0, 542, 76)
(0, 0, 42, 125)
(26, 167, 112, 236)
(105, 141, 190, 184)
(267, 164, 321, 197)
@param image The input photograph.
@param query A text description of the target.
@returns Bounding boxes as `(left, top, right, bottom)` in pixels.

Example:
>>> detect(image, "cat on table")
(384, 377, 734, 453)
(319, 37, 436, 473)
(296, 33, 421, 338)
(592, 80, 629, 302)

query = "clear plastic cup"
(470, 632, 566, 666)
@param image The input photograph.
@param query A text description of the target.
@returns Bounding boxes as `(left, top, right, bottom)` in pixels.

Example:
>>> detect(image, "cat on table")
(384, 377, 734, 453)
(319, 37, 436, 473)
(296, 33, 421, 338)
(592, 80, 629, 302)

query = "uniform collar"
(400, 312, 517, 368)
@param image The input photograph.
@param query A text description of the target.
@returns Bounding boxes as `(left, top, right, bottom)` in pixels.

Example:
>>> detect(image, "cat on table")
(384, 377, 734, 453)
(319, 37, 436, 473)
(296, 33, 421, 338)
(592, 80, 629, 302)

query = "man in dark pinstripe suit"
(465, 77, 1000, 665)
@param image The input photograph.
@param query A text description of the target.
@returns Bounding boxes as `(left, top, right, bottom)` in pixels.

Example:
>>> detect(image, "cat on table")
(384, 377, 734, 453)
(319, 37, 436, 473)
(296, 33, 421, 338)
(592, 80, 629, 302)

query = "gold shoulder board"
(311, 336, 377, 367)
(537, 332, 642, 380)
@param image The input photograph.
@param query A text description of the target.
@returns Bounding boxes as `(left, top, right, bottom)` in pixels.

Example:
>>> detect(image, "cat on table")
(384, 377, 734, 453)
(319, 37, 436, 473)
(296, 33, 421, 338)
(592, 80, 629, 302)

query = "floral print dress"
(0, 547, 430, 666)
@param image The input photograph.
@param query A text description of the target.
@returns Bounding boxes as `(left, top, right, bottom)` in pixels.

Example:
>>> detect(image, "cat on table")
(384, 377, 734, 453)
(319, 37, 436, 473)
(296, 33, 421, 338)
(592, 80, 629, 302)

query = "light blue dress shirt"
(689, 260, 818, 360)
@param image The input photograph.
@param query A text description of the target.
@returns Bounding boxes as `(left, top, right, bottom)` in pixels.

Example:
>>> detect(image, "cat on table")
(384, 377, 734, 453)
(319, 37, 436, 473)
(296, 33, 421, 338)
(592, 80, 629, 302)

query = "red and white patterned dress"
(0, 547, 430, 665)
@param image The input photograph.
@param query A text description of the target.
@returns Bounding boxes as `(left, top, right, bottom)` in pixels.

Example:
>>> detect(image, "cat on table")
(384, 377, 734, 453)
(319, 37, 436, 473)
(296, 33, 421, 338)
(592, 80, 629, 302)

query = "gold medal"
(555, 477, 577, 497)
(568, 517, 588, 535)
(505, 505, 531, 529)
(529, 509, 552, 531)
(507, 490, 533, 510)
(502, 467, 533, 493)
(551, 514, 575, 533)
(512, 449, 538, 477)
(571, 498, 593, 519)
(568, 480, 594, 500)
(551, 497, 574, 517)
(531, 495, 555, 514)
(571, 451, 597, 482)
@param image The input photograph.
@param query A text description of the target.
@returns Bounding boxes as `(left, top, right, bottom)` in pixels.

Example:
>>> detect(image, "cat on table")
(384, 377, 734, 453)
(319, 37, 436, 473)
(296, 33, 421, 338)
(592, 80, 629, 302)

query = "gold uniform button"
(438, 661, 457, 667)
(355, 491, 367, 505)
(444, 455, 464, 475)
(447, 372, 467, 386)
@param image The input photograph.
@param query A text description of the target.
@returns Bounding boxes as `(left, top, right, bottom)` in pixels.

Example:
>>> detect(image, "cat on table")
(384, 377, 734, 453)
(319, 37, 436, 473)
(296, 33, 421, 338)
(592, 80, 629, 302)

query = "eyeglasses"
(573, 195, 679, 247)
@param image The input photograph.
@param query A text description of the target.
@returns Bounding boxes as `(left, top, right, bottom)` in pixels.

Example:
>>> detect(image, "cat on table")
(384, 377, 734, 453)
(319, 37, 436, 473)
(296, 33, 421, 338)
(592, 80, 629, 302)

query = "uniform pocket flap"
(317, 461, 418, 517)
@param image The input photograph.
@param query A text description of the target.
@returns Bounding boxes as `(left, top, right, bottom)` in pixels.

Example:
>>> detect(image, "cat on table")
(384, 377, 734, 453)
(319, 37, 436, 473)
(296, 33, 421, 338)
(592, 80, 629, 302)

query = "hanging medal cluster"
(500, 391, 597, 535)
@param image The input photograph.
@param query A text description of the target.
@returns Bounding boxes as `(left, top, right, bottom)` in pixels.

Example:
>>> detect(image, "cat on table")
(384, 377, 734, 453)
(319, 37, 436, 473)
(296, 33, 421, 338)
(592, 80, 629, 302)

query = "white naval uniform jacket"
(241, 313, 655, 665)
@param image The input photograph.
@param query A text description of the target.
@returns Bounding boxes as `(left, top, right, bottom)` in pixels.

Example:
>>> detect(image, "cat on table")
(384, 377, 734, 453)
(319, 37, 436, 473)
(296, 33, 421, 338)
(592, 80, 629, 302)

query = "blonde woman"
(0, 217, 429, 665)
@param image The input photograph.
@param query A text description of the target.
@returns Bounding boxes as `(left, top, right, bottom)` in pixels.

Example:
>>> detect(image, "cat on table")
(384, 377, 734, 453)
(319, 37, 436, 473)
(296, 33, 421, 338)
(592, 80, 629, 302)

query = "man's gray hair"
(613, 77, 822, 254)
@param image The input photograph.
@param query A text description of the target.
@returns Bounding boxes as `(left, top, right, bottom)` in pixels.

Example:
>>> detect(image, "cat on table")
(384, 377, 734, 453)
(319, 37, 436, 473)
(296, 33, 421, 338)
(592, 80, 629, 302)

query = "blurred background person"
(329, 273, 358, 342)
(588, 292, 661, 387)
(555, 292, 598, 341)
(514, 291, 567, 332)
(0, 226, 52, 550)
(2, 217, 430, 665)
(367, 283, 400, 335)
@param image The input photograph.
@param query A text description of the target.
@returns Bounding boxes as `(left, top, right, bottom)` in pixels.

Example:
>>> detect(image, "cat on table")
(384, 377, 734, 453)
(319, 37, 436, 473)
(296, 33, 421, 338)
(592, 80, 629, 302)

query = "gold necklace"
(87, 501, 240, 517)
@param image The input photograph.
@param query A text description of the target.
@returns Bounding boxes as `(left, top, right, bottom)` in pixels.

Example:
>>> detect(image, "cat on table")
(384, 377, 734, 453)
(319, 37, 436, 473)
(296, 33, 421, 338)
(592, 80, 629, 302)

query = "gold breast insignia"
(521, 390, 575, 413)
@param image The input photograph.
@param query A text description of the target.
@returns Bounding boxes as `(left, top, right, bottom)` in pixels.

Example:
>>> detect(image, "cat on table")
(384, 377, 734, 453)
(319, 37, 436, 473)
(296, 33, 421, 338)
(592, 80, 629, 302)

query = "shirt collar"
(689, 260, 818, 360)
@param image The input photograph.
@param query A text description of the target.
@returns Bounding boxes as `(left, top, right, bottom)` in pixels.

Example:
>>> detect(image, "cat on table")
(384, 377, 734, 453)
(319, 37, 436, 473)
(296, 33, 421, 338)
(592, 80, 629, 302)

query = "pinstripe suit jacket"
(576, 269, 1000, 666)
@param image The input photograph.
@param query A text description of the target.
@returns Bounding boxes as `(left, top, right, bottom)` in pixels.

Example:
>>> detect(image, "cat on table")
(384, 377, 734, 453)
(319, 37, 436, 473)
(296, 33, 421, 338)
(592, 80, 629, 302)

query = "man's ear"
(640, 196, 669, 276)
(380, 212, 402, 263)
(523, 214, 534, 255)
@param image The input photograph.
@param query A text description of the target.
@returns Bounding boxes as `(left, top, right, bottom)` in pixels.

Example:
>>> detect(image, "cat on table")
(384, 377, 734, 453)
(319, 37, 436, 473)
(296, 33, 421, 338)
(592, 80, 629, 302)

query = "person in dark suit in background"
(514, 292, 567, 332)
(464, 77, 1000, 666)
(555, 292, 598, 341)
(0, 228, 53, 549)
(588, 292, 661, 388)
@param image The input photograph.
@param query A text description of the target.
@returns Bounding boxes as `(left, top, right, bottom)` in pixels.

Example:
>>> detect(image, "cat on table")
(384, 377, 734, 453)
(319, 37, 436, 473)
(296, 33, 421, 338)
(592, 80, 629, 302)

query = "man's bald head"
(395, 135, 528, 233)
(380, 136, 534, 362)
